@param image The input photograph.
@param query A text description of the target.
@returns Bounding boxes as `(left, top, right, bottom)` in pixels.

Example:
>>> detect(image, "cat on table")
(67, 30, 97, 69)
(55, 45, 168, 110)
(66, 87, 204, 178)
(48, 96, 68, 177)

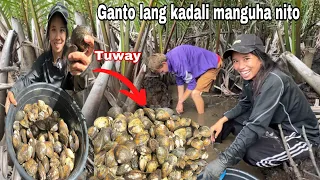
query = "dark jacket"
(10, 51, 94, 96)
(221, 68, 320, 166)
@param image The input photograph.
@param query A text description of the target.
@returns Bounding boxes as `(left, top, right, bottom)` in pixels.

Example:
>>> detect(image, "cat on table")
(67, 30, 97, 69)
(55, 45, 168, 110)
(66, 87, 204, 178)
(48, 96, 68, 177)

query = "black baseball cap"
(48, 2, 68, 24)
(223, 34, 265, 59)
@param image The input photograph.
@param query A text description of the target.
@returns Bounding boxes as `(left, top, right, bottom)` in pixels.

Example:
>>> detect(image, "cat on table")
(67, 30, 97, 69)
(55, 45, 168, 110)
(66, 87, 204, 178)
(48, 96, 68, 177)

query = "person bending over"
(147, 45, 221, 114)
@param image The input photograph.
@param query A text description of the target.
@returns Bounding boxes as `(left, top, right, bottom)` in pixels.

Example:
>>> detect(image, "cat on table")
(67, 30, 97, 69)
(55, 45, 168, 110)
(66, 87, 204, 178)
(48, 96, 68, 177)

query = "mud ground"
(167, 85, 265, 179)
(166, 82, 320, 180)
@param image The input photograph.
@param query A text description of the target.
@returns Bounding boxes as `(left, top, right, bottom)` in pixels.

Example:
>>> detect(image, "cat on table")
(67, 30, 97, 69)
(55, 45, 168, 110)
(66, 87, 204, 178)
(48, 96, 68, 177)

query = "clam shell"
(146, 160, 159, 173)
(156, 146, 168, 165)
(35, 141, 47, 161)
(15, 111, 25, 122)
(148, 138, 159, 153)
(114, 145, 132, 164)
(155, 124, 169, 137)
(105, 148, 118, 167)
(59, 165, 71, 179)
(95, 150, 106, 166)
(156, 136, 170, 150)
(116, 163, 132, 176)
(186, 148, 201, 160)
(124, 170, 145, 180)
(148, 169, 161, 179)
(47, 167, 60, 180)
(12, 130, 21, 150)
(107, 106, 123, 119)
(113, 115, 127, 132)
(130, 156, 139, 170)
(70, 25, 92, 52)
(141, 116, 153, 130)
(174, 128, 187, 140)
(199, 126, 211, 137)
(94, 116, 111, 129)
(134, 108, 145, 118)
(128, 118, 145, 135)
(179, 118, 192, 127)
(88, 126, 99, 140)
(168, 170, 182, 180)
(202, 137, 211, 146)
(143, 108, 156, 121)
(191, 138, 204, 150)
(134, 131, 150, 146)
(96, 165, 109, 179)
(38, 161, 46, 180)
(17, 144, 32, 164)
(161, 161, 173, 177)
(24, 158, 38, 177)
(139, 153, 151, 172)
(155, 109, 171, 121)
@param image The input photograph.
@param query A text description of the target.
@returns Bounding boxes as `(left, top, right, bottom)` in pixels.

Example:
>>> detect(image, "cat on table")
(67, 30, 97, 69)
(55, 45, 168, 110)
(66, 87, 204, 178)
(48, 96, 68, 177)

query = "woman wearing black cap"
(5, 2, 95, 113)
(199, 34, 320, 179)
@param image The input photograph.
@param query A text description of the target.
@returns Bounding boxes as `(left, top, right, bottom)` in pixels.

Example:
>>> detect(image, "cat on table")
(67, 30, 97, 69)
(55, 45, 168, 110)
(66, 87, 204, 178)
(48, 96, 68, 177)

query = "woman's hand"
(176, 101, 184, 114)
(68, 35, 94, 75)
(5, 91, 17, 114)
(202, 157, 227, 180)
(210, 116, 228, 142)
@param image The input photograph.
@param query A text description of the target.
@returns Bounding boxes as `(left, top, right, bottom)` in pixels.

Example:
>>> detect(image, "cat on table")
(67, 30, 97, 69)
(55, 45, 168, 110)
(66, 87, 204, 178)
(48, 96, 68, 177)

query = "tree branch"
(302, 125, 320, 177)
(278, 124, 302, 180)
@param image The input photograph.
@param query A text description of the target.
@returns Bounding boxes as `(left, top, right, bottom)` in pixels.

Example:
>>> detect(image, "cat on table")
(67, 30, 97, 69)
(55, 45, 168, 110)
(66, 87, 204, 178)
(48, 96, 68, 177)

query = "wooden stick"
(281, 52, 320, 96)
(311, 106, 320, 111)
(303, 170, 320, 180)
(0, 83, 14, 91)
(278, 124, 303, 180)
(0, 66, 19, 73)
(311, 106, 320, 113)
(302, 125, 320, 177)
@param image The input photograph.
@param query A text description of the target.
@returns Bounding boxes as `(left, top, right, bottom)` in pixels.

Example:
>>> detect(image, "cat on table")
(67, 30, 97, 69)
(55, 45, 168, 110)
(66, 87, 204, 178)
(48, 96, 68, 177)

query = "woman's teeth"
(241, 71, 250, 76)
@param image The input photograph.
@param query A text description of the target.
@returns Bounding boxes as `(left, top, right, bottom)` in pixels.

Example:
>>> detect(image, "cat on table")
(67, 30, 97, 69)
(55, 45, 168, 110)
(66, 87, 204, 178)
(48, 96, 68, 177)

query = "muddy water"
(168, 86, 265, 179)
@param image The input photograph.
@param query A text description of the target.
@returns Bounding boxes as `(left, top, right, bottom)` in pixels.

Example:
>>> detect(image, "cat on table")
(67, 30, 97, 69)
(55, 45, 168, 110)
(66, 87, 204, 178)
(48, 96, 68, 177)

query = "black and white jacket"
(10, 51, 94, 98)
(222, 68, 320, 165)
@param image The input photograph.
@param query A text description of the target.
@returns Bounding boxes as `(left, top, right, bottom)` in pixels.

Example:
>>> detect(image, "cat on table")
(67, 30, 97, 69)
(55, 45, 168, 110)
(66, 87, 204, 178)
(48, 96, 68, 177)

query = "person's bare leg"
(191, 90, 204, 114)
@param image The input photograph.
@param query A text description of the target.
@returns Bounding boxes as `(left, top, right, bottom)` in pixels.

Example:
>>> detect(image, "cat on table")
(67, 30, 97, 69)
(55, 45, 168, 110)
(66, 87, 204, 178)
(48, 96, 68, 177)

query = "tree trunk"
(74, 12, 87, 26)
(303, 48, 316, 68)
(281, 51, 320, 95)
(0, 19, 8, 38)
(81, 61, 114, 127)
(0, 30, 17, 140)
(123, 64, 147, 112)
(11, 18, 36, 73)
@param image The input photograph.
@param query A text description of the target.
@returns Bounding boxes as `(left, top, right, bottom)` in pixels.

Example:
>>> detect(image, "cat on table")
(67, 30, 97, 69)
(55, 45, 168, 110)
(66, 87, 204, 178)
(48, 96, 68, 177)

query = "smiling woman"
(5, 2, 95, 113)
(200, 34, 320, 180)
(48, 13, 67, 63)
(231, 53, 262, 80)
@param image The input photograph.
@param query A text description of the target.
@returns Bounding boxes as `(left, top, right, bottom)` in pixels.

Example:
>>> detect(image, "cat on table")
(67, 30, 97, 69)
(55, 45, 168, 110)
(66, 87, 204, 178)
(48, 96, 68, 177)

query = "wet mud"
(142, 76, 172, 108)
(162, 85, 320, 180)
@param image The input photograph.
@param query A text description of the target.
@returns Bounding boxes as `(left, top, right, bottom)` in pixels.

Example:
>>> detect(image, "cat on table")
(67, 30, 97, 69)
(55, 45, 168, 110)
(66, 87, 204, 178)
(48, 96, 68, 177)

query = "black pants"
(216, 111, 310, 167)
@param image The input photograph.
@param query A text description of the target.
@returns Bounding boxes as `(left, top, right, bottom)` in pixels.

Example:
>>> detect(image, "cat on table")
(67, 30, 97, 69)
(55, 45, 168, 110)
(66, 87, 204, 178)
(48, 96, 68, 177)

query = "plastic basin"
(197, 167, 259, 180)
(5, 82, 88, 180)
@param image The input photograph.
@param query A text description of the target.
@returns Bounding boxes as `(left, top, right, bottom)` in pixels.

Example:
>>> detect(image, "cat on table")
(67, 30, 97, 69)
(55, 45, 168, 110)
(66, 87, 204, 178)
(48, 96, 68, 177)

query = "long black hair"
(250, 49, 278, 97)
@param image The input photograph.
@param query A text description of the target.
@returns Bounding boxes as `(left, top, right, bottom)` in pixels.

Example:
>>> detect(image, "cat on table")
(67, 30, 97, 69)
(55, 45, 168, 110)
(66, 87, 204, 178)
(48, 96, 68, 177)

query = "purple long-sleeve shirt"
(166, 45, 221, 90)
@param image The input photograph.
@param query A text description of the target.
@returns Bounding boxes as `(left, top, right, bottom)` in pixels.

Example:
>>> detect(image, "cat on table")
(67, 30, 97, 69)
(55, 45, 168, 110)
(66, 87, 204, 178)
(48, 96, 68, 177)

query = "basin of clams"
(12, 100, 79, 179)
(88, 107, 212, 180)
